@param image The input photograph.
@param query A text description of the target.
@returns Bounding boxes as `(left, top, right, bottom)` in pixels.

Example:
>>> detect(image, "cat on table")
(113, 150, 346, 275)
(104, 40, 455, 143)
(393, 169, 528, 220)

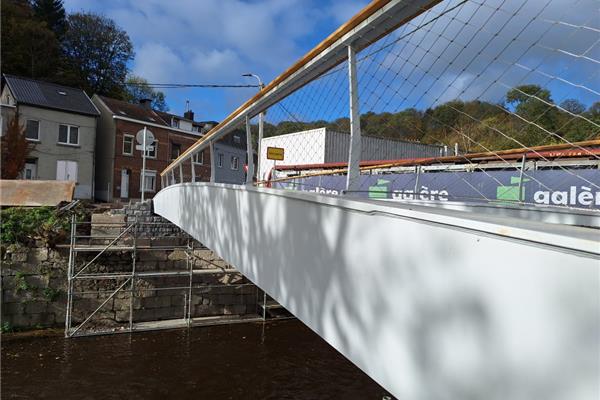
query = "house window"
(140, 170, 156, 192)
(217, 153, 224, 168)
(193, 151, 204, 165)
(144, 141, 158, 159)
(231, 156, 239, 170)
(123, 134, 133, 155)
(233, 135, 241, 144)
(192, 125, 200, 133)
(25, 120, 40, 141)
(58, 124, 79, 145)
(171, 118, 179, 128)
(171, 142, 181, 160)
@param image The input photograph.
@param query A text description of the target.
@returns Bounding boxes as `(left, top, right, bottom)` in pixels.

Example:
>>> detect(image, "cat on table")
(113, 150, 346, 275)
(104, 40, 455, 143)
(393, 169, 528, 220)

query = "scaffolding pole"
(64, 218, 290, 337)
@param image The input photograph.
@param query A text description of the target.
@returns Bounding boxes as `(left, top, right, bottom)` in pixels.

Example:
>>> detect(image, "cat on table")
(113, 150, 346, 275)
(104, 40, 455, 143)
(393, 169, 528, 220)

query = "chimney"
(139, 98, 152, 109)
(184, 109, 194, 121)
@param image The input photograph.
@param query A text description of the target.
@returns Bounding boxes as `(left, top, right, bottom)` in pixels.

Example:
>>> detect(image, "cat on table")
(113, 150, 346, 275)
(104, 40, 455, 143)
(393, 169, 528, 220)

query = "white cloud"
(190, 49, 244, 81)
(133, 42, 186, 83)
(327, 0, 369, 25)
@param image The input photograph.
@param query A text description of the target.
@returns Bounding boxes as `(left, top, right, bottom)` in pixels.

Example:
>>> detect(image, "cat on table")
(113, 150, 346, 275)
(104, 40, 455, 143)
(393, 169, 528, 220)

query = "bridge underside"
(154, 183, 599, 399)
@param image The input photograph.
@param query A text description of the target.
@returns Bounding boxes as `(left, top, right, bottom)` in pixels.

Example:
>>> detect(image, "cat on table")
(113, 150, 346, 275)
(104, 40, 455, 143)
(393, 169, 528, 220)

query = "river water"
(2, 320, 391, 399)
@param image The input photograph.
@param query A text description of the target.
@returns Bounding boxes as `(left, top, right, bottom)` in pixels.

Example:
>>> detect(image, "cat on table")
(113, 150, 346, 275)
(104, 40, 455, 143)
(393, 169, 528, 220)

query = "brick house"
(92, 95, 212, 202)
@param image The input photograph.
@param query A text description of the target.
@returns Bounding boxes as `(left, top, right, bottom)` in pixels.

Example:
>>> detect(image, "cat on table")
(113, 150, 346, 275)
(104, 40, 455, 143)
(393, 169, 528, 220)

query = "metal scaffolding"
(64, 216, 269, 338)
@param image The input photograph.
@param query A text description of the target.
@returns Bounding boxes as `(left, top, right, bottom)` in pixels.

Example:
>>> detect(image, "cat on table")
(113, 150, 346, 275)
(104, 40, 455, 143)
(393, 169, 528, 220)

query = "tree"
(124, 75, 169, 111)
(1, 0, 60, 78)
(1, 114, 36, 179)
(506, 84, 558, 144)
(560, 99, 585, 115)
(32, 0, 66, 39)
(61, 12, 134, 96)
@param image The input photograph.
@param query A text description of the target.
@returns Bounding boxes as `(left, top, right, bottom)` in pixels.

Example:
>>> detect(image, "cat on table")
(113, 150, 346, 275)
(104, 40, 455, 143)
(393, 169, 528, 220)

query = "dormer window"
(171, 118, 179, 128)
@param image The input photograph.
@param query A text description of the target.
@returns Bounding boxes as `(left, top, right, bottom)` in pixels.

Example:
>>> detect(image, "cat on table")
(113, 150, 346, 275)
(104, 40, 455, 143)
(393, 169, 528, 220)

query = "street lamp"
(242, 73, 265, 182)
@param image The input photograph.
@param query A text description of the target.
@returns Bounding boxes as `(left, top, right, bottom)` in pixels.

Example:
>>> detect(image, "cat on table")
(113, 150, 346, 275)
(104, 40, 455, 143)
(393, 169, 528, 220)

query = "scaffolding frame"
(64, 215, 266, 338)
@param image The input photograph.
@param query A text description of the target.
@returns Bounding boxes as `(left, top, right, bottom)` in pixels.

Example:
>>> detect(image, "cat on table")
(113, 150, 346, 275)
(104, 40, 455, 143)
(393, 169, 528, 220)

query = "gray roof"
(3, 74, 99, 116)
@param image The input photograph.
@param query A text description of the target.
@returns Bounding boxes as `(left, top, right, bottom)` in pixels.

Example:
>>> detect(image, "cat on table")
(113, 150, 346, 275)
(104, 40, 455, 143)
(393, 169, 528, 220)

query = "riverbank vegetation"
(260, 85, 599, 152)
(0, 204, 87, 246)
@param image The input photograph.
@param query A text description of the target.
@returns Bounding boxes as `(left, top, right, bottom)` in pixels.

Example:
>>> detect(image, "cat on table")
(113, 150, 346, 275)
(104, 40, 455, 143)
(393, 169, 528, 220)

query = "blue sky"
(63, 0, 368, 121)
(63, 0, 598, 126)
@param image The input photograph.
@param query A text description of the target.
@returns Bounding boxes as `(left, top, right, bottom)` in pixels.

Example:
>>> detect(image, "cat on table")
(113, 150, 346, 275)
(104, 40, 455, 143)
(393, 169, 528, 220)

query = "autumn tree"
(1, 114, 36, 179)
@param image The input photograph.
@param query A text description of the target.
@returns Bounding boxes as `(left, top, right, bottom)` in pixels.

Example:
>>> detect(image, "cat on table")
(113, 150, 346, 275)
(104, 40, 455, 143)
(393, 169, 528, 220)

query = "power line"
(124, 82, 261, 89)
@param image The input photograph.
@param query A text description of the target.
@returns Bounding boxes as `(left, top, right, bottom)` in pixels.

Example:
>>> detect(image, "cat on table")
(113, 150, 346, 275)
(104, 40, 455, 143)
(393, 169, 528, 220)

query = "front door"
(120, 169, 129, 198)
(24, 159, 37, 179)
(56, 160, 78, 182)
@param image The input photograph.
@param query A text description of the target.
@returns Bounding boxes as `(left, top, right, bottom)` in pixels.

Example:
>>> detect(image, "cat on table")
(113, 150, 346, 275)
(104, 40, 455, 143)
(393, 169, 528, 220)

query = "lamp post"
(242, 73, 265, 182)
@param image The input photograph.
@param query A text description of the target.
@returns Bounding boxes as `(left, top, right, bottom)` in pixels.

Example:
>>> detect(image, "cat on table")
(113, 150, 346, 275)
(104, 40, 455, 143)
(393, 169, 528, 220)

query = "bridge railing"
(161, 0, 600, 213)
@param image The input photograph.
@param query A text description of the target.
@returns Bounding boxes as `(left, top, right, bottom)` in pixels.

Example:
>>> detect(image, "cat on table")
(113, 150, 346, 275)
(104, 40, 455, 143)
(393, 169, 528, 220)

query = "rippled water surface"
(2, 320, 390, 399)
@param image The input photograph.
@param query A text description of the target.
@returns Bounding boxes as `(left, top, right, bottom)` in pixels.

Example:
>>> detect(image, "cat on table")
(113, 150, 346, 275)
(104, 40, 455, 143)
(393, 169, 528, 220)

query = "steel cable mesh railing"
(163, 0, 600, 212)
(258, 0, 600, 210)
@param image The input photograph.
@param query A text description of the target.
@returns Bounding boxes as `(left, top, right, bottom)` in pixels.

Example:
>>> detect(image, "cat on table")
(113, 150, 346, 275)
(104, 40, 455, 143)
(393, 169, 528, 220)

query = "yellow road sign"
(267, 146, 285, 161)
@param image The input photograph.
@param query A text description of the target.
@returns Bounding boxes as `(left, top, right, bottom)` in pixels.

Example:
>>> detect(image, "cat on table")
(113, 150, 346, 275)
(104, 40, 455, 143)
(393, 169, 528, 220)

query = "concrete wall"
(13, 104, 97, 199)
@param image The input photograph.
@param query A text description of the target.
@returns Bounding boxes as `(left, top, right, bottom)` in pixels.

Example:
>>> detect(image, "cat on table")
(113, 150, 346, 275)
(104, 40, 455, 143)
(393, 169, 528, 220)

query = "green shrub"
(1, 321, 13, 333)
(0, 206, 76, 245)
(43, 287, 61, 302)
(14, 271, 33, 293)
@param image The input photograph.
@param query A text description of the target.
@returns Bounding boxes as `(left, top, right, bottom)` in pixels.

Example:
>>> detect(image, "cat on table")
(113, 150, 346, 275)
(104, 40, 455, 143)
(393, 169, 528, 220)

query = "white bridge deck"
(154, 182, 599, 400)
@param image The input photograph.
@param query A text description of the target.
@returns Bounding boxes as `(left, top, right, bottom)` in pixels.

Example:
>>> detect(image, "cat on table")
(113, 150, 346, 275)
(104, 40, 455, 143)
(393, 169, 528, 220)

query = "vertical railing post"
(345, 44, 362, 193)
(257, 111, 264, 181)
(170, 170, 175, 186)
(210, 141, 216, 183)
(413, 165, 421, 198)
(190, 157, 196, 183)
(518, 155, 527, 203)
(179, 164, 183, 183)
(245, 115, 255, 185)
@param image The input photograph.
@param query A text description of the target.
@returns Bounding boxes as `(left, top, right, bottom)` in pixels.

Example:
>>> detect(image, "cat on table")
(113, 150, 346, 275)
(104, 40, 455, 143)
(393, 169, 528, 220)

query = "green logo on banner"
(369, 179, 390, 199)
(496, 176, 530, 201)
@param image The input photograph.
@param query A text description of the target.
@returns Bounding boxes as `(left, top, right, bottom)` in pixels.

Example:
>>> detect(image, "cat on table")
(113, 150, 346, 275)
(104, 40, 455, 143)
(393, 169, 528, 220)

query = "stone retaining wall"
(1, 244, 259, 332)
(1, 201, 260, 332)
